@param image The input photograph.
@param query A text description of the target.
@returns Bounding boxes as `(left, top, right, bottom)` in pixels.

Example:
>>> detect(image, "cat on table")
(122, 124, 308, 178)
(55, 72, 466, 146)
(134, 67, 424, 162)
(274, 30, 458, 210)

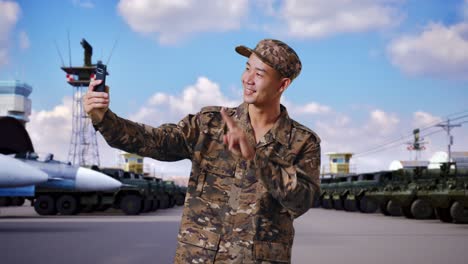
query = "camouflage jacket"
(93, 102, 321, 263)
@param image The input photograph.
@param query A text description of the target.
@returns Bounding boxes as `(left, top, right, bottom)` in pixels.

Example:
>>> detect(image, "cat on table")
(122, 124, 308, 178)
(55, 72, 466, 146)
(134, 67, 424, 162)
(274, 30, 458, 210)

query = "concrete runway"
(1, 206, 468, 264)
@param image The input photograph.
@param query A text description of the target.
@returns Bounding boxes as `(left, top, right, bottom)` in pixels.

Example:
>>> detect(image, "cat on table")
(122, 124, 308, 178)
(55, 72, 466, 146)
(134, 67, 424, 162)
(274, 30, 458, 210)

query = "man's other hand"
(221, 108, 255, 160)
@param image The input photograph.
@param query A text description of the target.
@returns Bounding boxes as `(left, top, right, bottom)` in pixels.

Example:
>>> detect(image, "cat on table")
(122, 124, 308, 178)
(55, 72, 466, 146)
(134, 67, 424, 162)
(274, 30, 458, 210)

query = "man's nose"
(243, 71, 254, 84)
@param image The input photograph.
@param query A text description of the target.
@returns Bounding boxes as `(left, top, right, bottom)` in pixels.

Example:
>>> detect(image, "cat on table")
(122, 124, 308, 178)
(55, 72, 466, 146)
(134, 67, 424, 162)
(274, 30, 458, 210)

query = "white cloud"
(72, 0, 94, 9)
(388, 22, 468, 79)
(412, 111, 442, 128)
(26, 96, 119, 168)
(130, 76, 239, 124)
(117, 0, 248, 44)
(18, 30, 29, 50)
(367, 109, 400, 133)
(254, 0, 277, 16)
(26, 97, 73, 161)
(0, 0, 20, 66)
(298, 102, 331, 114)
(279, 0, 403, 38)
(282, 98, 332, 115)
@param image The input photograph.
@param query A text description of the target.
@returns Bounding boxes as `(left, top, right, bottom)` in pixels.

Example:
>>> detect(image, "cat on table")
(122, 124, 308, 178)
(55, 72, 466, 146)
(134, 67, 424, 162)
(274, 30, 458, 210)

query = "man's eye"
(256, 73, 263, 78)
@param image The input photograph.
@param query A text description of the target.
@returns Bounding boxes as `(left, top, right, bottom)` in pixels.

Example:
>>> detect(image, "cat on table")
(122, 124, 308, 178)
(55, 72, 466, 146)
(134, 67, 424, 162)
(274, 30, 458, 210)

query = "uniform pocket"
(175, 227, 221, 264)
(198, 160, 235, 204)
(253, 241, 291, 263)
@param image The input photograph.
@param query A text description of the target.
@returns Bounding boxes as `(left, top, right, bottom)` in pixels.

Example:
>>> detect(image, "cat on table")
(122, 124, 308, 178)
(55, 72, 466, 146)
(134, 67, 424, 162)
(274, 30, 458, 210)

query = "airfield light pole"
(61, 39, 100, 167)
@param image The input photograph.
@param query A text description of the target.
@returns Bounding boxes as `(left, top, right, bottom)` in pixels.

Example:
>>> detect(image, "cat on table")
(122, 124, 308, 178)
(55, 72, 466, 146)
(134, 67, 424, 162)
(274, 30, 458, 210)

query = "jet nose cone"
(75, 167, 122, 191)
(0, 154, 48, 187)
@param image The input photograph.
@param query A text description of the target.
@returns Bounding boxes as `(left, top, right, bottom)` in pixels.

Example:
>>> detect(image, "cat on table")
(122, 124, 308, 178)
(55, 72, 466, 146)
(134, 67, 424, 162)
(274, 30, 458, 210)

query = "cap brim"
(235, 45, 253, 58)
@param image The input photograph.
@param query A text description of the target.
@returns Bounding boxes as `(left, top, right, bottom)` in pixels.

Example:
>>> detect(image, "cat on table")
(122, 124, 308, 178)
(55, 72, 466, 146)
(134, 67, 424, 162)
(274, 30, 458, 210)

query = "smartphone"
(94, 61, 107, 92)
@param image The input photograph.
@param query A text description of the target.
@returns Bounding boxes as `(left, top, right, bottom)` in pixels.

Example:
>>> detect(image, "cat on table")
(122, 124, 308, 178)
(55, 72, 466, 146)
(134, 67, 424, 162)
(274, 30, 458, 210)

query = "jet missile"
(0, 154, 48, 187)
(16, 152, 121, 191)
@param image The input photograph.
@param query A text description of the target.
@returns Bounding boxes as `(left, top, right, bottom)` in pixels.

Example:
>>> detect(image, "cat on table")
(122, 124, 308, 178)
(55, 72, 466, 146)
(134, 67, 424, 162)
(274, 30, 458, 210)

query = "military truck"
(99, 168, 155, 215)
(33, 181, 115, 216)
(364, 169, 408, 216)
(365, 168, 447, 219)
(164, 180, 185, 207)
(418, 164, 468, 223)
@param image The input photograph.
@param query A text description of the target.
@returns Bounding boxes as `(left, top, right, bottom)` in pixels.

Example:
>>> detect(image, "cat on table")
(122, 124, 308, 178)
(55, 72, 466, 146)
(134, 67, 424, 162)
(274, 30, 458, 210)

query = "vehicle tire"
(380, 201, 391, 216)
(386, 200, 402, 217)
(56, 195, 79, 215)
(175, 194, 185, 206)
(0, 197, 12, 207)
(11, 197, 25, 206)
(151, 199, 160, 211)
(321, 198, 332, 209)
(333, 199, 344, 210)
(34, 195, 57, 215)
(401, 204, 414, 219)
(142, 199, 153, 213)
(170, 195, 176, 207)
(159, 195, 170, 209)
(358, 197, 378, 213)
(410, 199, 433, 219)
(344, 199, 357, 212)
(435, 207, 453, 223)
(120, 195, 142, 215)
(450, 201, 468, 224)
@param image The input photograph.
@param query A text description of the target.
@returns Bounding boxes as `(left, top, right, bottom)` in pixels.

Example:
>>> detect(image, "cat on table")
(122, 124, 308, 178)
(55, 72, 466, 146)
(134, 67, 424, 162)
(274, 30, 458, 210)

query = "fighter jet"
(0, 153, 48, 187)
(15, 152, 121, 191)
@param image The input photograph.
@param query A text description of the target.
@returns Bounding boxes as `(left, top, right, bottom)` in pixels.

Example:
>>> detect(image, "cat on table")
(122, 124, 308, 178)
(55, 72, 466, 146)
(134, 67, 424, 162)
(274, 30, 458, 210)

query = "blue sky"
(1, 0, 467, 176)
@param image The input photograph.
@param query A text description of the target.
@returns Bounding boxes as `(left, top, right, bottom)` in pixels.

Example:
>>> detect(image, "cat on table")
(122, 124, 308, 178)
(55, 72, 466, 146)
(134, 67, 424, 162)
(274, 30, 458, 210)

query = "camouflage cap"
(235, 39, 302, 80)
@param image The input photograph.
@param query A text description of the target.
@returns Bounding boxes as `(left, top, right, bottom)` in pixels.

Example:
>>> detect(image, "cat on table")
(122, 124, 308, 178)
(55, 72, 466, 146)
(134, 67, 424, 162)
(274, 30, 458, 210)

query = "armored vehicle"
(365, 169, 408, 216)
(418, 164, 468, 223)
(100, 168, 154, 215)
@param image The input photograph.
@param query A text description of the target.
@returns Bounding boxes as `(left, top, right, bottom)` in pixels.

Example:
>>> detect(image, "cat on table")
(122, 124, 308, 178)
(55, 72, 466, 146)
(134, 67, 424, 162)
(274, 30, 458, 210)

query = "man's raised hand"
(220, 108, 255, 160)
(83, 79, 109, 123)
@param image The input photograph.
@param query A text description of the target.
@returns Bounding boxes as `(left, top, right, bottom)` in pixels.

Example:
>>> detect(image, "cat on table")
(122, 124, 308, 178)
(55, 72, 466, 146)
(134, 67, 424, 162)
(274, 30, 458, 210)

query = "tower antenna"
(54, 40, 65, 67)
(106, 36, 120, 65)
(67, 30, 72, 67)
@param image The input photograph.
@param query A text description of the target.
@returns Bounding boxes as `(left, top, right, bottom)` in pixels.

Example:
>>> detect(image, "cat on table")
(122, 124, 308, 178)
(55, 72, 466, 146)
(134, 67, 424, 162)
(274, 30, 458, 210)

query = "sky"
(1, 0, 468, 178)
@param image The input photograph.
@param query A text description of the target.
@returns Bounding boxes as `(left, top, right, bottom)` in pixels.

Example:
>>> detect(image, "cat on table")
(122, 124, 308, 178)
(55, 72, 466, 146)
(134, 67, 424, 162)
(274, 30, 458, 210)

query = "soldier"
(84, 39, 321, 263)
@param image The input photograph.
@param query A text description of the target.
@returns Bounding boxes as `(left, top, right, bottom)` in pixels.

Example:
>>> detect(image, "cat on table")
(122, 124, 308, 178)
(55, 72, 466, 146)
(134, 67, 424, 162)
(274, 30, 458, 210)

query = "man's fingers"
(220, 107, 236, 130)
(88, 103, 108, 109)
(239, 140, 255, 160)
(88, 97, 109, 105)
(88, 79, 102, 92)
(86, 91, 108, 99)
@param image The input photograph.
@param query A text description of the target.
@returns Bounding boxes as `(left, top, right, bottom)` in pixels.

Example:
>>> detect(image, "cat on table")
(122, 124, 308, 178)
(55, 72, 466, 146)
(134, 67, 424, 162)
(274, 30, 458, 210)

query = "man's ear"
(278, 78, 291, 93)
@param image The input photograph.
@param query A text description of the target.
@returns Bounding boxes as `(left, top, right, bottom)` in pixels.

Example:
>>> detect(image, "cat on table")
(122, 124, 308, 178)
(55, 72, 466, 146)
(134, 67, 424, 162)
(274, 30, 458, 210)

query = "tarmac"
(1, 205, 468, 264)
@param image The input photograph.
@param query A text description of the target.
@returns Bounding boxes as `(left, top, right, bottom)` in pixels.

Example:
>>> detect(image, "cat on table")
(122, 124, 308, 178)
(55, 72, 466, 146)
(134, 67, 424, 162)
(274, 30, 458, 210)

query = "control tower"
(326, 152, 354, 175)
(0, 80, 32, 125)
(61, 39, 103, 166)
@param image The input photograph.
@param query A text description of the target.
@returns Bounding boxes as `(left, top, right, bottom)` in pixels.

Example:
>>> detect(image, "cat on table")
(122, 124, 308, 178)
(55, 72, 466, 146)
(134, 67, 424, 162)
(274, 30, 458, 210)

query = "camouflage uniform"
(93, 102, 320, 263)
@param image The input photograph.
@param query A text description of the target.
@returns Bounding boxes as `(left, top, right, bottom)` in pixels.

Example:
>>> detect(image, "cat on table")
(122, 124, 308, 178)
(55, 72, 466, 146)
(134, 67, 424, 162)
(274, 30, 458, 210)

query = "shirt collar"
(235, 102, 292, 147)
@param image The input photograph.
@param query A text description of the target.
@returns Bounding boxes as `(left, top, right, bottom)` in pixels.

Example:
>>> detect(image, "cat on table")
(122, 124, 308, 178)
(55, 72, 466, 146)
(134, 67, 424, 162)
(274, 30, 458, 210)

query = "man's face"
(241, 54, 284, 107)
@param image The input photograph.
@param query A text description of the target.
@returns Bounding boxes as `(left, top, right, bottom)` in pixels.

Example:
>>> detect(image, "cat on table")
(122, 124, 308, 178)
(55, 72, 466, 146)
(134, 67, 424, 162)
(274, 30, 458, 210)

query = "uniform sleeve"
(92, 109, 200, 161)
(254, 136, 320, 218)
